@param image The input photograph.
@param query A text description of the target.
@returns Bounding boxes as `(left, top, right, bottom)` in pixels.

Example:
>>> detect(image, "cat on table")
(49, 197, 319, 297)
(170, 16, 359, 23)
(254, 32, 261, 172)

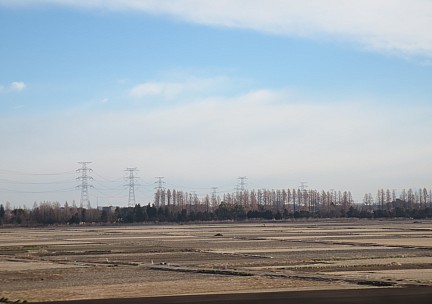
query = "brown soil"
(1, 219, 431, 302)
(32, 286, 432, 304)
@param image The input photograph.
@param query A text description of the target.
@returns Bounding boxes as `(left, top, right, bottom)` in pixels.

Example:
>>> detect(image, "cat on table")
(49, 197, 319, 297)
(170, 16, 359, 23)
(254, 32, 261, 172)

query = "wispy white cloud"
(0, 82, 26, 92)
(10, 81, 26, 91)
(2, 0, 432, 57)
(129, 82, 183, 99)
(128, 76, 227, 100)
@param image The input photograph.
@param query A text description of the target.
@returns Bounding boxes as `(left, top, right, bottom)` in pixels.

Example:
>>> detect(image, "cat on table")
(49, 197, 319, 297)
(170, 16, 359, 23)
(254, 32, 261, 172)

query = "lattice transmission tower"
(125, 168, 138, 207)
(211, 187, 218, 207)
(154, 177, 165, 207)
(236, 176, 247, 205)
(237, 176, 248, 191)
(77, 162, 93, 208)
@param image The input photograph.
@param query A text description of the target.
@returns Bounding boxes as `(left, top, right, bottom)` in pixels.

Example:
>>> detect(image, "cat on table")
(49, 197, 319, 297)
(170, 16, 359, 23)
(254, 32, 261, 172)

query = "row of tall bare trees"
(363, 188, 432, 210)
(153, 188, 354, 214)
(1, 187, 431, 225)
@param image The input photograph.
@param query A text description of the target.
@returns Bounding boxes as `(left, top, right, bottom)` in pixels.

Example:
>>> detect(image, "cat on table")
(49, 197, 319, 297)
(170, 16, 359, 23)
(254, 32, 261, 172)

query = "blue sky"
(1, 1, 432, 207)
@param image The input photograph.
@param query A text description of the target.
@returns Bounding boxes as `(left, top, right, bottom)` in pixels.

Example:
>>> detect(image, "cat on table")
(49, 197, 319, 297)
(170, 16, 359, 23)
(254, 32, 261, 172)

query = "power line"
(0, 177, 75, 185)
(93, 187, 127, 201)
(0, 169, 75, 176)
(0, 187, 76, 194)
(92, 171, 124, 183)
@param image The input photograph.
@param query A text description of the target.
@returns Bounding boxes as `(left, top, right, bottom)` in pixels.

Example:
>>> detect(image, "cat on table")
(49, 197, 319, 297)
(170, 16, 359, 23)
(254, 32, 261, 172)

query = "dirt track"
(32, 286, 432, 304)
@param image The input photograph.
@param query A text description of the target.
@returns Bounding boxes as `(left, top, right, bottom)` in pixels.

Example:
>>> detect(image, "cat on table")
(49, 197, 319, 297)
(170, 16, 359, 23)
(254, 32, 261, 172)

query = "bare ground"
(1, 219, 431, 302)
(33, 286, 432, 304)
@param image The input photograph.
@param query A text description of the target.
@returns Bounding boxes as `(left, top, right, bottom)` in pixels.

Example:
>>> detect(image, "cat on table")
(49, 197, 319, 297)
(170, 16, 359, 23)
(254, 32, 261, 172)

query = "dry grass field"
(1, 219, 432, 303)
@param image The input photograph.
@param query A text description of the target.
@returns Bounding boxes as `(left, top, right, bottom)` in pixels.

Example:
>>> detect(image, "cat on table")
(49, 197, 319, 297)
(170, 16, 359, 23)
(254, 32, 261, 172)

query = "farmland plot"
(1, 219, 432, 302)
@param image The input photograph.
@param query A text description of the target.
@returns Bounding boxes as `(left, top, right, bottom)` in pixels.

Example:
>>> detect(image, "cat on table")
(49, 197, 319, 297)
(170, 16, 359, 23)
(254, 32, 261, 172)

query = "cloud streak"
(0, 82, 26, 93)
(128, 76, 228, 100)
(2, 0, 432, 57)
(10, 81, 26, 91)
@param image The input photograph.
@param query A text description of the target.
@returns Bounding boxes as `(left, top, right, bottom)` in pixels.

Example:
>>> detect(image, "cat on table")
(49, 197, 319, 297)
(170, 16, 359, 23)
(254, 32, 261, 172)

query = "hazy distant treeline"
(1, 187, 431, 225)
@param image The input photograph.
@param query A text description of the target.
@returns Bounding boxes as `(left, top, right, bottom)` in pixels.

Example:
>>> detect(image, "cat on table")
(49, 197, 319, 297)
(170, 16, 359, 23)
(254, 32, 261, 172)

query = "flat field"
(1, 219, 432, 303)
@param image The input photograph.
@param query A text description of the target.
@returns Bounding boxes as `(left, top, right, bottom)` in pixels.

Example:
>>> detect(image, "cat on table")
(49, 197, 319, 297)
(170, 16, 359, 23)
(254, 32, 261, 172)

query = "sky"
(1, 0, 432, 208)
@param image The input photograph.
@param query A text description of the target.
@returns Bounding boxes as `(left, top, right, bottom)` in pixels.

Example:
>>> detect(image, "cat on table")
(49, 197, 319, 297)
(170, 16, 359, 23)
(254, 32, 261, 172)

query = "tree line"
(1, 187, 431, 225)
